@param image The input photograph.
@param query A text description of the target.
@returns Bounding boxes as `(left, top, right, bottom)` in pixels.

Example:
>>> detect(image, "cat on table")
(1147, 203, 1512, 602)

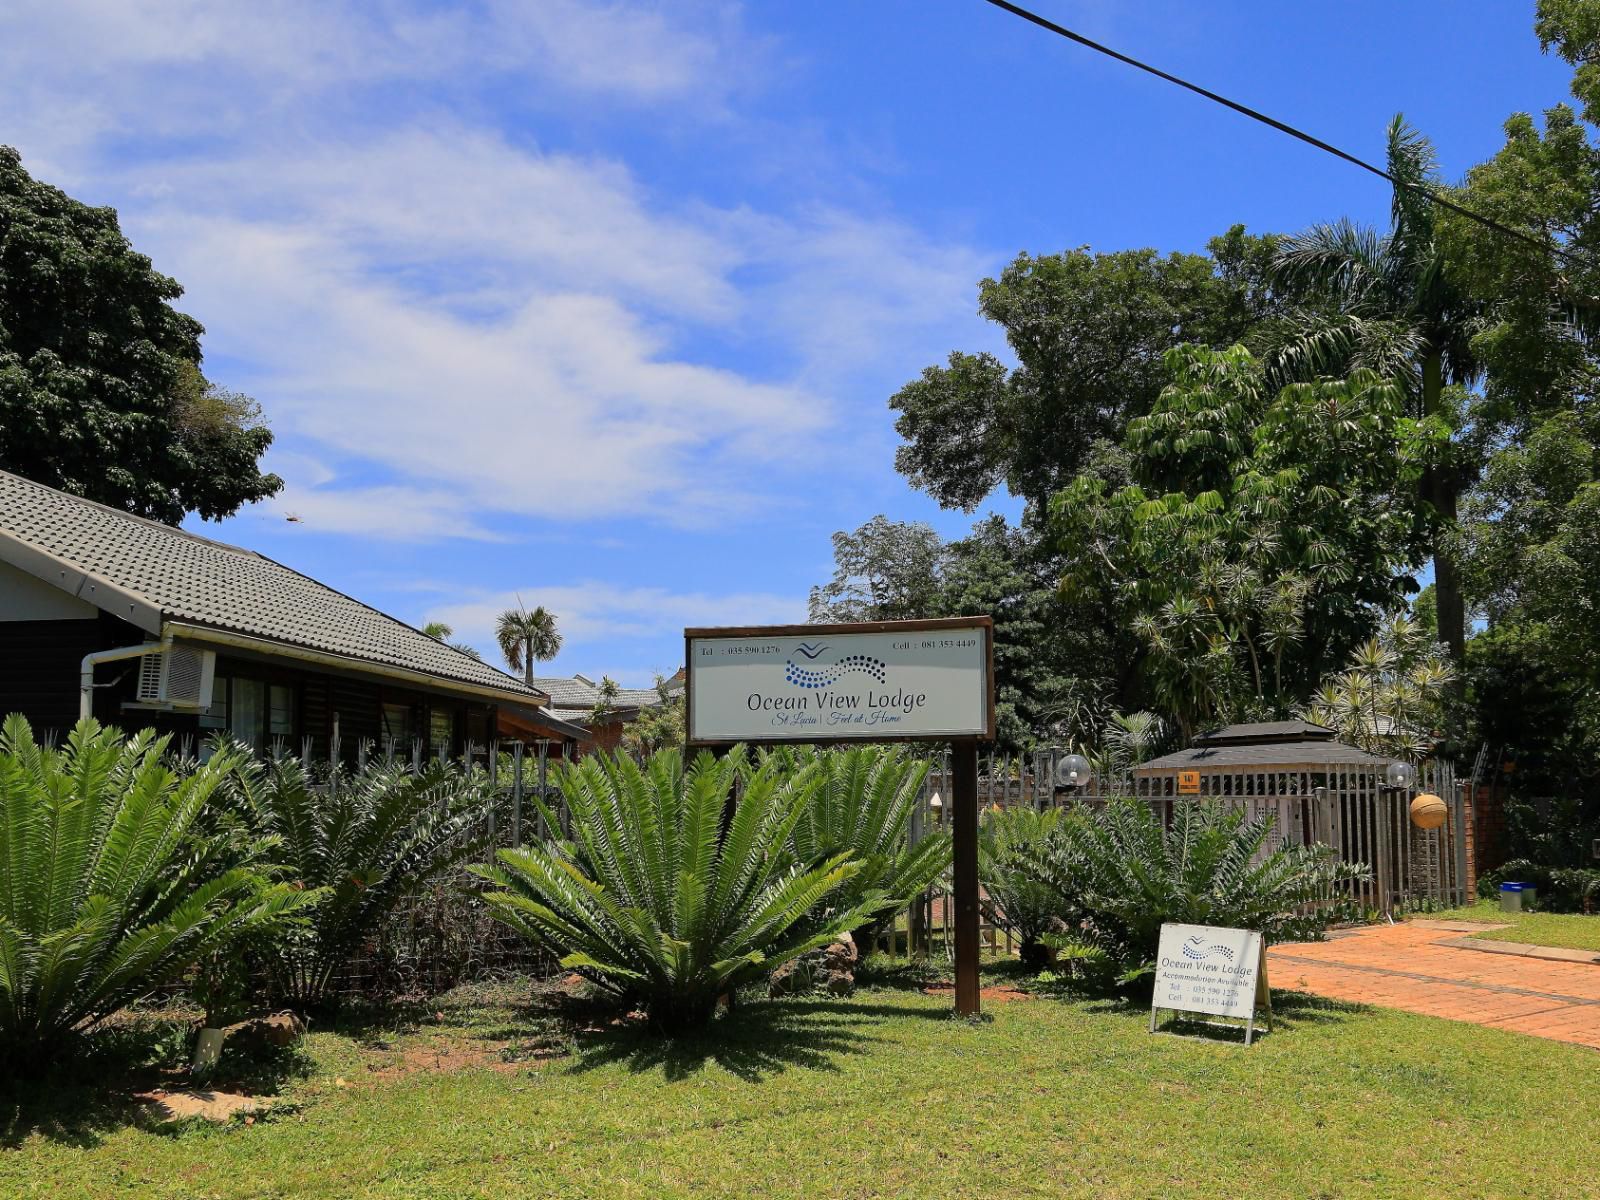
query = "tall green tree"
(1052, 344, 1439, 737)
(1459, 408, 1600, 788)
(809, 512, 1127, 749)
(495, 605, 562, 686)
(807, 515, 948, 622)
(890, 226, 1283, 513)
(0, 147, 281, 522)
(1267, 117, 1477, 668)
(1440, 1, 1600, 790)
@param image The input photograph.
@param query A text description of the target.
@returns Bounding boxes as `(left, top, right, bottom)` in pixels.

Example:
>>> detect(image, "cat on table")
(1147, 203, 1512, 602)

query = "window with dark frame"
(382, 701, 413, 749)
(428, 707, 454, 758)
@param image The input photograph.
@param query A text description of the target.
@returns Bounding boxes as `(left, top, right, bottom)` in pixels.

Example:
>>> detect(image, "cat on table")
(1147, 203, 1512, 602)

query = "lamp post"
(1384, 761, 1416, 792)
(1055, 752, 1091, 791)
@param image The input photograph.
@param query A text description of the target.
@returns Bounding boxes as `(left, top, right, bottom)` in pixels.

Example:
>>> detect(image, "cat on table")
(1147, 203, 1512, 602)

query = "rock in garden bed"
(770, 932, 858, 997)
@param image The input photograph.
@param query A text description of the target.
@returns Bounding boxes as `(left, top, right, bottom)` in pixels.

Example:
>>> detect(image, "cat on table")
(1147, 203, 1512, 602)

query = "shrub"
(0, 717, 303, 1068)
(1021, 798, 1368, 981)
(1501, 796, 1600, 870)
(1477, 859, 1600, 912)
(222, 752, 493, 1009)
(977, 805, 1074, 969)
(475, 746, 878, 1032)
(780, 746, 950, 949)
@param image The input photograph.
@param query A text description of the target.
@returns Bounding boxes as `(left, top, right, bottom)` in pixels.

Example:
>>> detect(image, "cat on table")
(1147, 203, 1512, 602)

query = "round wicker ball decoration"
(1409, 792, 1447, 830)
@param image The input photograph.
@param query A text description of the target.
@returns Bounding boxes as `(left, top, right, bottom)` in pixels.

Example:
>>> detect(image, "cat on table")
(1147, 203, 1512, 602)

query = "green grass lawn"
(4, 964, 1598, 1200)
(1422, 899, 1600, 953)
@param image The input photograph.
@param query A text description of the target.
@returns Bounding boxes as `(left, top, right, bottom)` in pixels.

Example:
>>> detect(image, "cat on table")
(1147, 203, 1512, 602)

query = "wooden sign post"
(684, 617, 995, 1017)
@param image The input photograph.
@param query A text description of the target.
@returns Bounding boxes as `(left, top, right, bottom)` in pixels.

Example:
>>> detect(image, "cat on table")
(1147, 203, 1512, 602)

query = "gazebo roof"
(1192, 720, 1338, 746)
(1135, 720, 1386, 773)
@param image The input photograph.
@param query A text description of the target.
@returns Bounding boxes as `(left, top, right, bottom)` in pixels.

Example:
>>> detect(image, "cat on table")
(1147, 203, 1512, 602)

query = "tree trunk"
(1421, 350, 1466, 667)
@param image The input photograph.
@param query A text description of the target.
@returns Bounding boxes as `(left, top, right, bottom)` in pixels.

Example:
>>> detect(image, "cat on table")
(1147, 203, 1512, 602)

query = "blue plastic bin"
(1499, 882, 1536, 913)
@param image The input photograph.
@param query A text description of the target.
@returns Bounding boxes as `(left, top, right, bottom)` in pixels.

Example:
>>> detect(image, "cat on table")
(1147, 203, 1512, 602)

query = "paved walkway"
(1267, 922, 1600, 1050)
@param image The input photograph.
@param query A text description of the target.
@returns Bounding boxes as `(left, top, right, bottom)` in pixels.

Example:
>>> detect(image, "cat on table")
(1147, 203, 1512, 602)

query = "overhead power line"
(980, 0, 1590, 271)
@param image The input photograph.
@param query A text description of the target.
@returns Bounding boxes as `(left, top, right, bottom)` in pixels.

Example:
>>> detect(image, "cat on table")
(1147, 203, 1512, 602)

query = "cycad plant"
(1021, 798, 1367, 980)
(977, 805, 1073, 969)
(475, 747, 878, 1032)
(0, 717, 304, 1068)
(222, 753, 493, 1009)
(780, 746, 950, 950)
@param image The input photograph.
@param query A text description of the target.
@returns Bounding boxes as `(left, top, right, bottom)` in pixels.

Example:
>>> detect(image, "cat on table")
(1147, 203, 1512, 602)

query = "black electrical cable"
(981, 0, 1590, 271)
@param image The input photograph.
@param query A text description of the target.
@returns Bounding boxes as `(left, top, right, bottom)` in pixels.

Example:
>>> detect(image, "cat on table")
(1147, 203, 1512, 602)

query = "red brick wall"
(1466, 781, 1508, 882)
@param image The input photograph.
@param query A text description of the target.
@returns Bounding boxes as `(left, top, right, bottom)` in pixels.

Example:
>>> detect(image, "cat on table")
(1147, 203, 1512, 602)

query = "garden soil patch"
(137, 1088, 273, 1124)
(921, 983, 1034, 1004)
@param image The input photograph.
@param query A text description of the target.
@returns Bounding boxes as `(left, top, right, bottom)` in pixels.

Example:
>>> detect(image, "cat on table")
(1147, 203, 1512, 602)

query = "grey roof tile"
(1194, 720, 1337, 744)
(1135, 740, 1388, 771)
(532, 674, 676, 723)
(0, 469, 540, 700)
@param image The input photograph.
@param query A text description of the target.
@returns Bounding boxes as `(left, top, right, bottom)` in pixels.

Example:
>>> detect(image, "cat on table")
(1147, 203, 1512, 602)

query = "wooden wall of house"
(0, 612, 156, 740)
(0, 604, 499, 759)
(0, 618, 106, 737)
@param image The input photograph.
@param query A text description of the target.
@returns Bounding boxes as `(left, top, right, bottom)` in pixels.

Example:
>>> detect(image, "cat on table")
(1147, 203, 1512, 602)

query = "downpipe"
(79, 633, 170, 719)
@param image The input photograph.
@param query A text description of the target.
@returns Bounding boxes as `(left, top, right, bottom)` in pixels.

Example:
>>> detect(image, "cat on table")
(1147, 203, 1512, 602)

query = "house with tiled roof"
(531, 670, 683, 751)
(0, 468, 585, 757)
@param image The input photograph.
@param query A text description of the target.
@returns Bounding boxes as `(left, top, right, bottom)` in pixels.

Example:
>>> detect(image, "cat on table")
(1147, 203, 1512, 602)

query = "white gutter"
(80, 636, 168, 719)
(163, 622, 549, 709)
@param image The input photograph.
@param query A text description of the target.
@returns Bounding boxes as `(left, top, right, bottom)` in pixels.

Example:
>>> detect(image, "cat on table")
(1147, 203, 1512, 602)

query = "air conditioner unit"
(135, 645, 216, 711)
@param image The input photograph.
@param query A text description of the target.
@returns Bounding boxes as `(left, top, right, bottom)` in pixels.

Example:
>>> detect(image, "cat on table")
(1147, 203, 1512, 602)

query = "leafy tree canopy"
(1051, 344, 1442, 736)
(0, 147, 281, 522)
(809, 510, 1134, 750)
(889, 226, 1282, 513)
(807, 514, 947, 623)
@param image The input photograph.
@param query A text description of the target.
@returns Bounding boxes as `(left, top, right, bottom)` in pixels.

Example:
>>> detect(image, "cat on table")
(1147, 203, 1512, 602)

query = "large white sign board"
(686, 620, 992, 744)
(1152, 923, 1271, 1041)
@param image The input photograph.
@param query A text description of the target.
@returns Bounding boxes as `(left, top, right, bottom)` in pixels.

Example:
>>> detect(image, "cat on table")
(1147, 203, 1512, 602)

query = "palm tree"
(1266, 115, 1478, 668)
(495, 604, 562, 685)
(422, 621, 482, 661)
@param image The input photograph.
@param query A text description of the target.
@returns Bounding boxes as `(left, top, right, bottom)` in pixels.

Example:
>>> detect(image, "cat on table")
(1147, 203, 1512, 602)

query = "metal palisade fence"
(173, 736, 1468, 984)
(895, 749, 1468, 962)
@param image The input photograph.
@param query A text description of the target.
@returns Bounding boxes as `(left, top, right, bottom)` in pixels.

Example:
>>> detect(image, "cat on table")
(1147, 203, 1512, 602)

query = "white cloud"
(475, 0, 762, 104)
(429, 582, 804, 681)
(433, 582, 800, 642)
(137, 209, 825, 527)
(1, 0, 992, 539)
(250, 484, 505, 543)
(132, 129, 744, 320)
(0, 0, 756, 112)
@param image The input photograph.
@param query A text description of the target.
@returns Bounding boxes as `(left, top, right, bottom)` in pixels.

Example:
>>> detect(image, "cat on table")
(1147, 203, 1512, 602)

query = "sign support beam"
(951, 742, 981, 1017)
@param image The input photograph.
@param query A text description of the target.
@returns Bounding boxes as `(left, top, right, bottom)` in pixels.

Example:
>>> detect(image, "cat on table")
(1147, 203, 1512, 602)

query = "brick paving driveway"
(1267, 922, 1600, 1050)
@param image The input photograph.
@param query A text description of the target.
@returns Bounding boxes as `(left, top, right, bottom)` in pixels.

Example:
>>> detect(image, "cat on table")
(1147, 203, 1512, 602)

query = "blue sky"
(0, 1, 1573, 683)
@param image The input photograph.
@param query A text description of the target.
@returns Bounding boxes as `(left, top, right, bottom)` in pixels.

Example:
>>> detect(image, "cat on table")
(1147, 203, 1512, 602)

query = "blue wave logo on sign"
(1180, 936, 1235, 962)
(784, 646, 888, 690)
